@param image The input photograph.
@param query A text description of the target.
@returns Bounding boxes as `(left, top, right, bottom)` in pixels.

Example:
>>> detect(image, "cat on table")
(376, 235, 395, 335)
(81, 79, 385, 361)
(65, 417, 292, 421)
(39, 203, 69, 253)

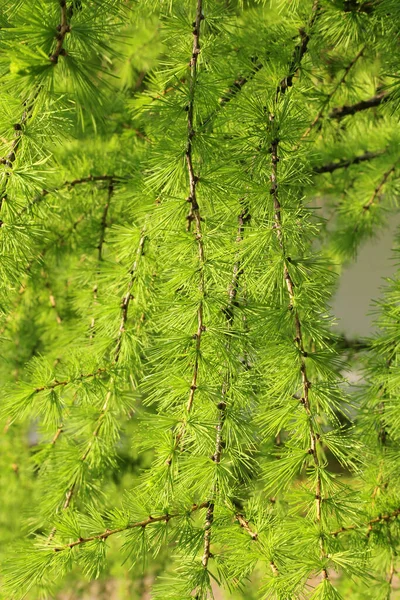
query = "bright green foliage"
(1, 0, 400, 598)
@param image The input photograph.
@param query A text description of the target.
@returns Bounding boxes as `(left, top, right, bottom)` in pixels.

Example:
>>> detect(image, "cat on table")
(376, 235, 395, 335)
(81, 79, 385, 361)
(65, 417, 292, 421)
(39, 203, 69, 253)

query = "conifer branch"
(33, 367, 107, 394)
(18, 175, 121, 218)
(234, 512, 279, 575)
(314, 150, 384, 174)
(168, 0, 205, 468)
(49, 230, 146, 525)
(51, 502, 210, 552)
(185, 0, 205, 410)
(235, 512, 258, 540)
(49, 0, 71, 64)
(201, 207, 249, 569)
(98, 182, 113, 261)
(301, 46, 365, 140)
(330, 507, 400, 536)
(270, 34, 329, 568)
(277, 0, 319, 97)
(329, 91, 387, 120)
(362, 160, 399, 212)
(0, 90, 40, 216)
(200, 61, 263, 129)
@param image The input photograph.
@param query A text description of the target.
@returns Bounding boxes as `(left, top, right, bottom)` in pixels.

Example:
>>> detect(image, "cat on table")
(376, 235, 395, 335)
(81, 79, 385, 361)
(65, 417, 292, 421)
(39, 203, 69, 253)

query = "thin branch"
(330, 507, 400, 536)
(234, 512, 278, 576)
(329, 91, 387, 120)
(52, 502, 210, 552)
(49, 0, 71, 64)
(200, 60, 263, 129)
(97, 182, 113, 261)
(18, 174, 122, 219)
(235, 512, 258, 540)
(314, 150, 384, 174)
(33, 367, 107, 394)
(166, 1, 205, 470)
(270, 128, 322, 518)
(277, 0, 319, 97)
(362, 159, 399, 211)
(270, 17, 330, 571)
(202, 207, 250, 569)
(0, 89, 41, 217)
(185, 0, 205, 411)
(56, 230, 146, 516)
(301, 46, 365, 141)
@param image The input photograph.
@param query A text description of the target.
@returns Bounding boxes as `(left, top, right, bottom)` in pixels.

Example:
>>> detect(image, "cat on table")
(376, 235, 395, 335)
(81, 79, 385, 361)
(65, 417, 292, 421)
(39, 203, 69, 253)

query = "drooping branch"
(166, 1, 205, 469)
(97, 182, 113, 261)
(51, 502, 210, 552)
(362, 159, 399, 212)
(270, 121, 328, 581)
(49, 0, 71, 64)
(301, 46, 365, 140)
(202, 207, 250, 569)
(331, 507, 400, 537)
(314, 150, 384, 174)
(18, 174, 122, 219)
(277, 0, 319, 97)
(48, 229, 146, 527)
(185, 0, 205, 411)
(329, 91, 387, 120)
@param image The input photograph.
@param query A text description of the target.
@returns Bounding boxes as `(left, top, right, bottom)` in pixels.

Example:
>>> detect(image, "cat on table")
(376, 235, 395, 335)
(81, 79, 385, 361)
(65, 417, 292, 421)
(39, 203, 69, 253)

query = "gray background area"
(333, 217, 400, 338)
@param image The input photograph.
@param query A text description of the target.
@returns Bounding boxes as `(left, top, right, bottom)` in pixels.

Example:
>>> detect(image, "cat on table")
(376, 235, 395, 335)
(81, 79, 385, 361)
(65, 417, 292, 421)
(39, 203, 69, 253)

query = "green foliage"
(1, 0, 400, 598)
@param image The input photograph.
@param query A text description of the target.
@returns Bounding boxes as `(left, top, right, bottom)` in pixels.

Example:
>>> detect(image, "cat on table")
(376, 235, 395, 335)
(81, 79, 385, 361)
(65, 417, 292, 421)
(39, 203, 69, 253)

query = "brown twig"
(18, 174, 121, 219)
(202, 207, 250, 569)
(166, 1, 205, 468)
(49, 1, 71, 64)
(97, 182, 113, 261)
(34, 367, 107, 394)
(329, 91, 387, 120)
(301, 46, 365, 141)
(362, 160, 399, 211)
(51, 502, 210, 552)
(234, 512, 278, 576)
(55, 230, 146, 516)
(269, 13, 329, 571)
(314, 150, 384, 174)
(330, 507, 400, 537)
(277, 0, 319, 98)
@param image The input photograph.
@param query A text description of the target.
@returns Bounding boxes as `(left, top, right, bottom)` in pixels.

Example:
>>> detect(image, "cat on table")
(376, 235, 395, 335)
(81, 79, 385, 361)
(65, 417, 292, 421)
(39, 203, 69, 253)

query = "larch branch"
(52, 502, 210, 552)
(329, 91, 387, 120)
(314, 150, 384, 174)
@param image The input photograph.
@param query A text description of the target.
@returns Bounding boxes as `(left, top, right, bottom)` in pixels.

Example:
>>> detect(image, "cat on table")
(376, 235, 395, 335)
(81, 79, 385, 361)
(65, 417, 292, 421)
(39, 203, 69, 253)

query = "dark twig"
(52, 502, 210, 552)
(314, 150, 384, 174)
(48, 230, 146, 534)
(166, 0, 205, 469)
(49, 1, 71, 64)
(331, 507, 400, 537)
(18, 175, 122, 219)
(277, 0, 319, 98)
(329, 91, 387, 120)
(202, 207, 250, 569)
(362, 160, 399, 212)
(33, 367, 107, 394)
(97, 182, 113, 261)
(301, 46, 365, 141)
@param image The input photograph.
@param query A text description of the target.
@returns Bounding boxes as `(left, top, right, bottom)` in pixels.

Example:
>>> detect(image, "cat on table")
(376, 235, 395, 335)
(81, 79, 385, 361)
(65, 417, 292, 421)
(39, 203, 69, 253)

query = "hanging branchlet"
(301, 46, 365, 140)
(329, 90, 388, 119)
(51, 501, 210, 552)
(201, 208, 250, 570)
(49, 1, 71, 64)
